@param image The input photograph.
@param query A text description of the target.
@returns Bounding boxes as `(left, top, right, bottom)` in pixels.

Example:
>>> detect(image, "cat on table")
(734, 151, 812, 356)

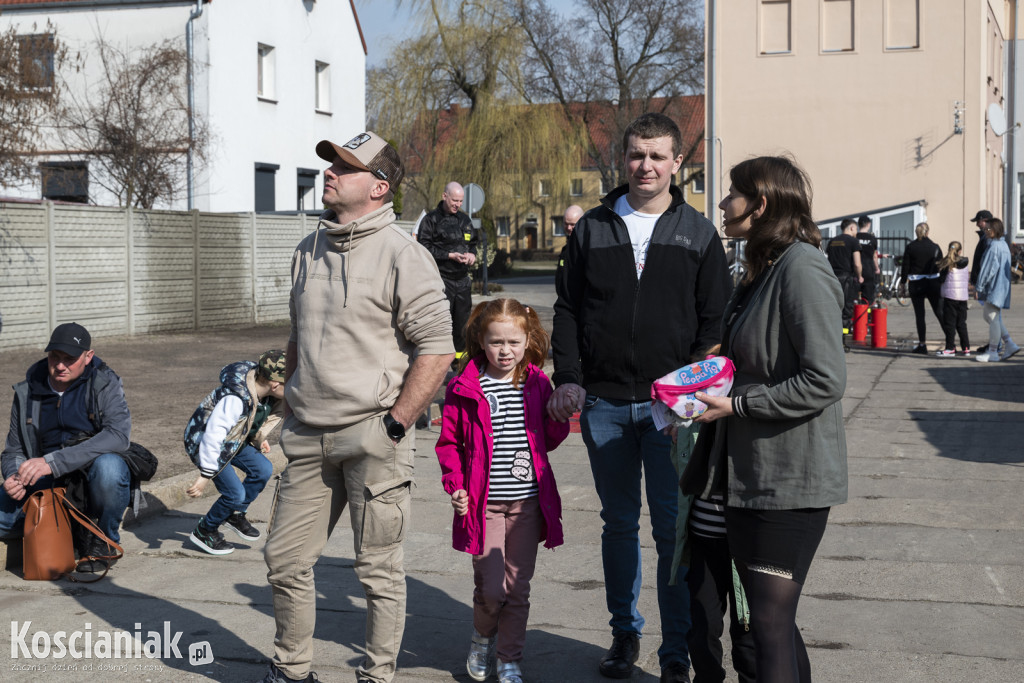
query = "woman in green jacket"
(693, 156, 848, 683)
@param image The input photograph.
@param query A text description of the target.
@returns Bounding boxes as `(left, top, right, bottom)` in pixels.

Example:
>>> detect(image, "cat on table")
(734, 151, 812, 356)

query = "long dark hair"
(726, 156, 820, 283)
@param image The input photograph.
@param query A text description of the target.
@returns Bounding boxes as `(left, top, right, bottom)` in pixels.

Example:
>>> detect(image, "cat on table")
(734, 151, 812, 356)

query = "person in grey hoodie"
(261, 132, 454, 683)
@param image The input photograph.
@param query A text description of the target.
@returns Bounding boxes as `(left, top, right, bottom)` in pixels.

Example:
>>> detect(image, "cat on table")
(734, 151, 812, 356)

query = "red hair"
(461, 298, 549, 387)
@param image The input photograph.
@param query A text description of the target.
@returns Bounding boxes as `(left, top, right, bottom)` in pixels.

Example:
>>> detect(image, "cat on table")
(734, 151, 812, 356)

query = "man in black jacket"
(548, 113, 730, 683)
(417, 181, 479, 354)
(826, 218, 863, 329)
(0, 323, 131, 572)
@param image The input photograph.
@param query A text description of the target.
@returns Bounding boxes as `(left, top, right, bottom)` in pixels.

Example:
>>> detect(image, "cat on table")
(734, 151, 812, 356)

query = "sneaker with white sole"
(466, 631, 496, 681)
(935, 349, 955, 357)
(1000, 340, 1021, 361)
(225, 511, 261, 540)
(976, 351, 1002, 363)
(190, 520, 234, 555)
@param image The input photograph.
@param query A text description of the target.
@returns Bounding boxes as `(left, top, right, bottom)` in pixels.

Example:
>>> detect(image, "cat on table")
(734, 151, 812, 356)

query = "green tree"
(369, 0, 584, 227)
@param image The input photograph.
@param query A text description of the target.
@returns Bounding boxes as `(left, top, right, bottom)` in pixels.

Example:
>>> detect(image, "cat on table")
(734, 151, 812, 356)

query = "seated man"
(0, 322, 131, 572)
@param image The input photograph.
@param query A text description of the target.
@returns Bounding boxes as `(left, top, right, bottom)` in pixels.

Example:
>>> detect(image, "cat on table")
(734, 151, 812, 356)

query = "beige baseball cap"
(315, 132, 404, 188)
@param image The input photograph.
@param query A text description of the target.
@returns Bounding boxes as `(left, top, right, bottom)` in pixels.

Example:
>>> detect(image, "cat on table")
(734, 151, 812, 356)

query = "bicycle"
(874, 253, 909, 306)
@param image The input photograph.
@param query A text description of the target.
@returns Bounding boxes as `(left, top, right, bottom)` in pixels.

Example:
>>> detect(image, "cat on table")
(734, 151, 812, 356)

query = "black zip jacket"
(417, 202, 479, 280)
(899, 236, 942, 281)
(552, 184, 732, 401)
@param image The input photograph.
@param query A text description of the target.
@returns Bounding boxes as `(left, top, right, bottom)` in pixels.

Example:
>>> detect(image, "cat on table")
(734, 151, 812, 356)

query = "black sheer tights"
(736, 563, 812, 683)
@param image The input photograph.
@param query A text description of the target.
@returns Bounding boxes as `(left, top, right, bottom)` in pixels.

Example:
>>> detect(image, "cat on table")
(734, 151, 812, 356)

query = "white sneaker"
(466, 631, 496, 681)
(1001, 340, 1021, 361)
(976, 351, 1002, 363)
(497, 660, 524, 683)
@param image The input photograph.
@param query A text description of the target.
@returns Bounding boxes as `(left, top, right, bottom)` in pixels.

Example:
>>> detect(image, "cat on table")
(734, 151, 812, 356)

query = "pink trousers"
(472, 496, 542, 663)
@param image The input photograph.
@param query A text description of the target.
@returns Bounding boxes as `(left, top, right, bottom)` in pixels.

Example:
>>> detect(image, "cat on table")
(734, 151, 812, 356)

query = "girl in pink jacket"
(435, 298, 569, 683)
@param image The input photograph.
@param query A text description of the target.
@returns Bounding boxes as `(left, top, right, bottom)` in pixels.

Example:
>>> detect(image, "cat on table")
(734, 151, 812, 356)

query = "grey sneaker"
(497, 660, 524, 683)
(258, 662, 318, 682)
(466, 631, 496, 681)
(1001, 340, 1021, 361)
(225, 511, 261, 540)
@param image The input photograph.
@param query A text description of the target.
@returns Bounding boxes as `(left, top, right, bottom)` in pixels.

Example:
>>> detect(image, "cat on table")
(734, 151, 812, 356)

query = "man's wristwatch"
(383, 413, 406, 443)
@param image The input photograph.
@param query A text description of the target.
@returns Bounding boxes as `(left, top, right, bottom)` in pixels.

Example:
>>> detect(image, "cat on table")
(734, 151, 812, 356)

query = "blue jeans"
(203, 445, 272, 529)
(0, 453, 130, 542)
(580, 396, 690, 666)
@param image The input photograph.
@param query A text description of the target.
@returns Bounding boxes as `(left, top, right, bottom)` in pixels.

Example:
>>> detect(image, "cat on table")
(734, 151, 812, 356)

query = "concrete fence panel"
(0, 202, 315, 352)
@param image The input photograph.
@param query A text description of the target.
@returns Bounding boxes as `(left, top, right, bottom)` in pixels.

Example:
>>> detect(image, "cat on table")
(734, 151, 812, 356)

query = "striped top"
(690, 494, 727, 539)
(479, 374, 538, 501)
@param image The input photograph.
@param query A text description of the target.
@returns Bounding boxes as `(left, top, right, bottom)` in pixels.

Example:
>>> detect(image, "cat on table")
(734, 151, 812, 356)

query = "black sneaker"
(259, 662, 318, 682)
(225, 512, 261, 540)
(189, 521, 234, 555)
(77, 536, 119, 573)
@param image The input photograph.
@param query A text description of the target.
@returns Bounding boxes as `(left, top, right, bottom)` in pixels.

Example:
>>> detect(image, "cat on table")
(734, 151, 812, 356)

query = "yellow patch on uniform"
(464, 233, 472, 241)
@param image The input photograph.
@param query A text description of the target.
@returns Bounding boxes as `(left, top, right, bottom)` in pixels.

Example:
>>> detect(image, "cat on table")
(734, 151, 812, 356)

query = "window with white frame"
(496, 216, 510, 236)
(552, 216, 566, 237)
(760, 0, 792, 55)
(599, 177, 610, 195)
(258, 44, 276, 99)
(885, 0, 920, 50)
(570, 178, 583, 196)
(315, 61, 330, 112)
(822, 0, 854, 52)
(539, 179, 551, 196)
(691, 171, 705, 193)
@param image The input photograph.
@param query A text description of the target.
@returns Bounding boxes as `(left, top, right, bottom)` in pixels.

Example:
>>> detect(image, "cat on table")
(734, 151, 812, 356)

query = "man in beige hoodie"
(262, 132, 454, 683)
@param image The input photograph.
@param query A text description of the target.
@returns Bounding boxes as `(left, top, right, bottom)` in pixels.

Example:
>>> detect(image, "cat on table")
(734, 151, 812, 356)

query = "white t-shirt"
(614, 194, 660, 280)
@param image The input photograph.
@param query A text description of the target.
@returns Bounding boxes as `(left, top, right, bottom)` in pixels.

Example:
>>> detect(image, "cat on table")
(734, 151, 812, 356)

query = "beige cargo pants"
(264, 413, 413, 683)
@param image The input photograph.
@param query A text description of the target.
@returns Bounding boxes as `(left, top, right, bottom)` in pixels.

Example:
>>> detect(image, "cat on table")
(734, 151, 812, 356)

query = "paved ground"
(0, 278, 1022, 682)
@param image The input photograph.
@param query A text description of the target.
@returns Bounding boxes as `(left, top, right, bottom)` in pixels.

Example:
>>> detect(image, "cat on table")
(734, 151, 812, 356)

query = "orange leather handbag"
(21, 487, 123, 582)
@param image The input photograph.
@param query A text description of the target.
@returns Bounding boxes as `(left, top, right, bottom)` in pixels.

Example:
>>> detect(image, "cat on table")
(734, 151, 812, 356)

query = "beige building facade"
(708, 1, 1016, 251)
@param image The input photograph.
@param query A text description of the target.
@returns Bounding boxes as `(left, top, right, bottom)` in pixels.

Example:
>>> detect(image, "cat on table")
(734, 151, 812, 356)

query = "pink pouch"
(651, 356, 735, 422)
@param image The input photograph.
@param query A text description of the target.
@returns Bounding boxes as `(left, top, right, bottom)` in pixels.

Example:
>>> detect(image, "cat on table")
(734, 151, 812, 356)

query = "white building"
(0, 0, 367, 212)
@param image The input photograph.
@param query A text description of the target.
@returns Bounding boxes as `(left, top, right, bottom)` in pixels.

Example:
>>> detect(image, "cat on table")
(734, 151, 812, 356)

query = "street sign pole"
(464, 183, 487, 295)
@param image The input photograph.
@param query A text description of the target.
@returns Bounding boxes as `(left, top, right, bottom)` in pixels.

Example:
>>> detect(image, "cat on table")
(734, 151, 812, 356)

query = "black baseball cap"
(45, 322, 91, 357)
(971, 210, 993, 223)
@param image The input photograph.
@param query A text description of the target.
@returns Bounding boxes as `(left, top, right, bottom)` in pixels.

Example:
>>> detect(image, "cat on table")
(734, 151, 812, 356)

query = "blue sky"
(355, 0, 575, 67)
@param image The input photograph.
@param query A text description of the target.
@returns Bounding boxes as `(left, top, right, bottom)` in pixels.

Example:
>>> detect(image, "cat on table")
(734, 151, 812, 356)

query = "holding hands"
(546, 382, 584, 423)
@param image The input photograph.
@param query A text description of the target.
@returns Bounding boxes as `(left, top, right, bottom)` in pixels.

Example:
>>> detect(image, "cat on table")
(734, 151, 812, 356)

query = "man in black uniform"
(856, 215, 880, 303)
(826, 218, 863, 329)
(417, 181, 479, 354)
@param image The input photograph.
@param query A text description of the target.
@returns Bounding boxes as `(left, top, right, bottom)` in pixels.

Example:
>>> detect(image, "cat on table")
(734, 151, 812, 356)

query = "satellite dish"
(988, 102, 1008, 137)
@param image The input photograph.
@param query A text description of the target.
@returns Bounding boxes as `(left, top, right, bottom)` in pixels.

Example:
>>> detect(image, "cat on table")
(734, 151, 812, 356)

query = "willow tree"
(508, 0, 705, 189)
(370, 0, 586, 245)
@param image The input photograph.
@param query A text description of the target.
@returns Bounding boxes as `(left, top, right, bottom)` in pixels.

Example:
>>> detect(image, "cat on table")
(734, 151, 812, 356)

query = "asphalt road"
(0, 277, 1021, 682)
